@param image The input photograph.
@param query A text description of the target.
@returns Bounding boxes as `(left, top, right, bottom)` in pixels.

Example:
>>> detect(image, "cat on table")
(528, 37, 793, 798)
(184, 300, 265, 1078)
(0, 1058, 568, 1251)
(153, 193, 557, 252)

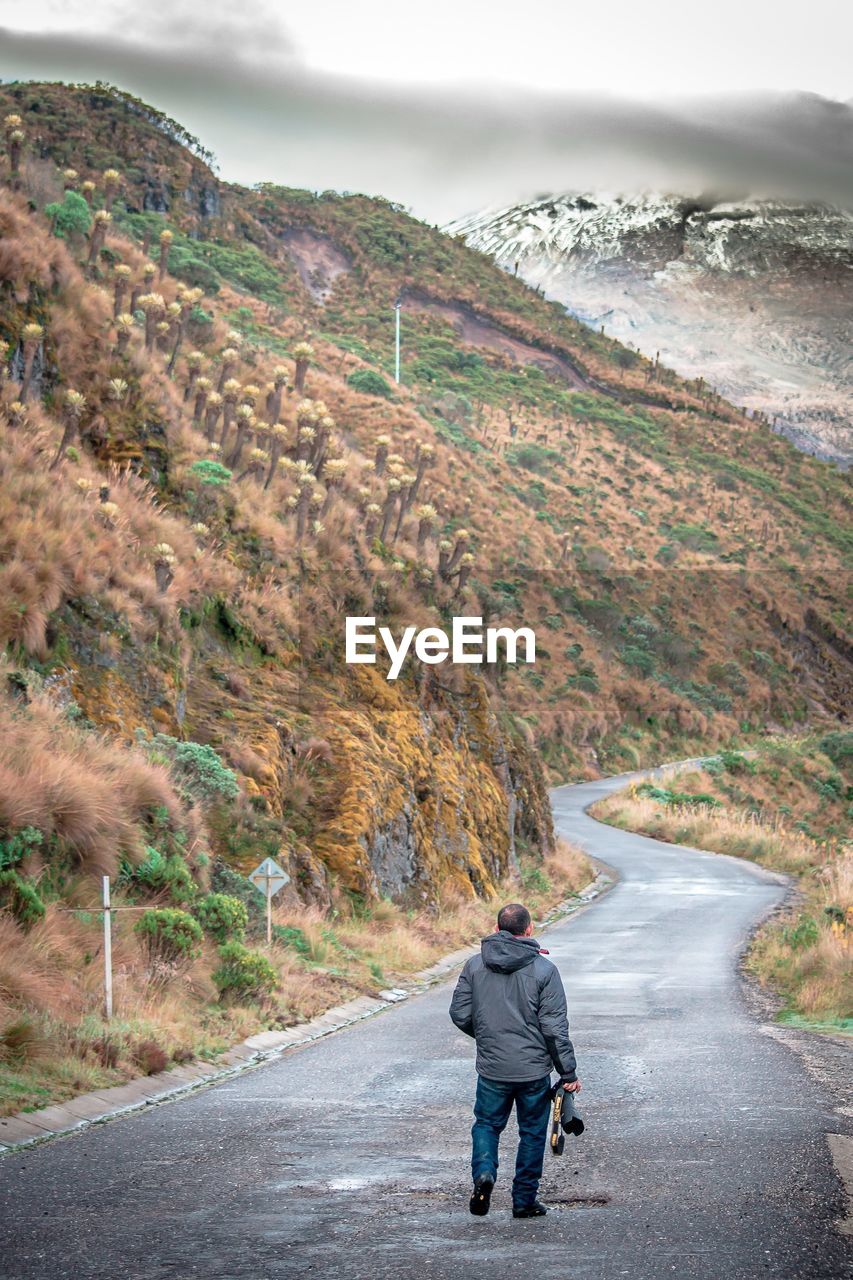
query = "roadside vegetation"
(590, 736, 852, 1030)
(0, 726, 591, 1116)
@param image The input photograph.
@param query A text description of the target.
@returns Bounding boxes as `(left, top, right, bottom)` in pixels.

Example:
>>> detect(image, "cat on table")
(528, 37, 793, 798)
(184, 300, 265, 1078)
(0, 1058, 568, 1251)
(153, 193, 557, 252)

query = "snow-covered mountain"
(448, 195, 853, 468)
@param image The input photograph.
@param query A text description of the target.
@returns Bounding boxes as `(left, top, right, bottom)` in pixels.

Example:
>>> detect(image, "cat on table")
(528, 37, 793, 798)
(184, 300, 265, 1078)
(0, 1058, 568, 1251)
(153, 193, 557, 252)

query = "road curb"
(0, 871, 611, 1158)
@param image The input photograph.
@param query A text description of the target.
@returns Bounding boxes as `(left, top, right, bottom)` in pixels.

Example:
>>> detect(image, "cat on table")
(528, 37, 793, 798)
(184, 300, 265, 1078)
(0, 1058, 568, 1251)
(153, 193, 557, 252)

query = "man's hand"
(563, 1079, 581, 1093)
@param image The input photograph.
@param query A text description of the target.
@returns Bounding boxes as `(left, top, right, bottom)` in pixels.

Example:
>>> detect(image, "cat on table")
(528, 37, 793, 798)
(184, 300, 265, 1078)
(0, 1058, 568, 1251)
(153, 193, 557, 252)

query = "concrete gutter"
(0, 870, 611, 1157)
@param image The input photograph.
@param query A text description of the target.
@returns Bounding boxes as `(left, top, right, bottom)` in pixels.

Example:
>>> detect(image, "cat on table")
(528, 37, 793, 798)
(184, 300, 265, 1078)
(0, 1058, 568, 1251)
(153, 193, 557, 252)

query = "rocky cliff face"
(450, 195, 853, 468)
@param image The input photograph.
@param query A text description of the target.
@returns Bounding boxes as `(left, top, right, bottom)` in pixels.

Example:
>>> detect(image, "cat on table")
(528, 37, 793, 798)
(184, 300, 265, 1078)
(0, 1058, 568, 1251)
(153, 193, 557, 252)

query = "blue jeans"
(471, 1073, 552, 1208)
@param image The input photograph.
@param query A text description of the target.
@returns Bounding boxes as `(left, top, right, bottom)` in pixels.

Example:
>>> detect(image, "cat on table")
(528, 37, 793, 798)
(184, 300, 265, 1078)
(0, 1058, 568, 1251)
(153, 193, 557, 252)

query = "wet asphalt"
(0, 771, 850, 1280)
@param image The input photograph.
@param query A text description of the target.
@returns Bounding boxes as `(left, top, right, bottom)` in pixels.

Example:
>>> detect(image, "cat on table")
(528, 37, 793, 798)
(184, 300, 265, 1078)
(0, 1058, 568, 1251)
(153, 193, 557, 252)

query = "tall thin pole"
(265, 871, 272, 946)
(394, 302, 401, 384)
(102, 875, 113, 1020)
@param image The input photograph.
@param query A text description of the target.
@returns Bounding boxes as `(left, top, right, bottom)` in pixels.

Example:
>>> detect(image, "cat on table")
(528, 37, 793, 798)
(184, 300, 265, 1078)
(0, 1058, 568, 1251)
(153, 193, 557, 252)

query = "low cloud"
(1, 25, 851, 222)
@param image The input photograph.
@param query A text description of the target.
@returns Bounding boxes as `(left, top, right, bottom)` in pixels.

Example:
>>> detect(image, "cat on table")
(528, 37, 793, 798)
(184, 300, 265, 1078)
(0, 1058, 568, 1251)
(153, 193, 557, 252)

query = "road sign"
(248, 857, 290, 897)
(248, 857, 291, 943)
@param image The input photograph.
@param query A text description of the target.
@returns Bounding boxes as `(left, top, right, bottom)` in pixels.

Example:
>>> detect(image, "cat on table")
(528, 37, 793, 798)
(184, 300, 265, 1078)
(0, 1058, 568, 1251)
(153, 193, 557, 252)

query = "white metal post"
(394, 302, 401, 384)
(102, 875, 113, 1020)
(266, 874, 272, 946)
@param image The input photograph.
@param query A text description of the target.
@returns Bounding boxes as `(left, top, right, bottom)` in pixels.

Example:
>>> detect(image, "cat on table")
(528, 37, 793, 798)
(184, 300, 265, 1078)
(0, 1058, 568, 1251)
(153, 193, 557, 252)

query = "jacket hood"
(481, 931, 542, 973)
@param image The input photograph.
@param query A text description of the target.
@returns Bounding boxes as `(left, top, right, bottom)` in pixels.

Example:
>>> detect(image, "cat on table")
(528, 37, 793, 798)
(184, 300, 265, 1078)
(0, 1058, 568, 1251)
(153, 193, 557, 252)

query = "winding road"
(1, 771, 850, 1279)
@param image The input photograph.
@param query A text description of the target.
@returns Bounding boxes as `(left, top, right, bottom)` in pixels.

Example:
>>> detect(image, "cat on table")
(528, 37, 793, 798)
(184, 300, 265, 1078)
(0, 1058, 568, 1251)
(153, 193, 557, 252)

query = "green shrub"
(123, 846, 195, 903)
(717, 749, 755, 774)
(619, 645, 656, 677)
(505, 442, 562, 474)
(165, 244, 222, 294)
(658, 675, 733, 715)
(0, 870, 45, 929)
(520, 865, 550, 894)
(707, 663, 748, 697)
(143, 734, 239, 803)
(564, 669, 599, 694)
(655, 542, 679, 565)
(212, 941, 277, 1000)
(0, 826, 43, 871)
(188, 459, 232, 487)
(816, 774, 845, 801)
(347, 368, 393, 398)
(818, 732, 853, 770)
(135, 909, 203, 964)
(669, 523, 719, 553)
(783, 915, 820, 951)
(271, 924, 311, 957)
(210, 862, 266, 931)
(45, 190, 92, 239)
(195, 893, 248, 942)
(639, 783, 720, 808)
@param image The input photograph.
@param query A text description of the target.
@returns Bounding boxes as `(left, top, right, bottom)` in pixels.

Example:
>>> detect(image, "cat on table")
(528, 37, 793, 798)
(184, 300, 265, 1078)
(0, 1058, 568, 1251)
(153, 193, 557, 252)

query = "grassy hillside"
(0, 81, 849, 1104)
(591, 735, 852, 1029)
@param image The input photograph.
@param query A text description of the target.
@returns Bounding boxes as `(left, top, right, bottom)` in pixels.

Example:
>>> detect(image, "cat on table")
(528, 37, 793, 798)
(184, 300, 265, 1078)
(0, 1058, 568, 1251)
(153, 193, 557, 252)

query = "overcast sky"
(1, 1, 851, 221)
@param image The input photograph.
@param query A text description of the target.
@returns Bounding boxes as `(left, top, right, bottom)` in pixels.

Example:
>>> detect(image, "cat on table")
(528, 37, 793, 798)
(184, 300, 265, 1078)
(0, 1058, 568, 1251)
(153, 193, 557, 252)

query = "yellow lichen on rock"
(311, 666, 514, 904)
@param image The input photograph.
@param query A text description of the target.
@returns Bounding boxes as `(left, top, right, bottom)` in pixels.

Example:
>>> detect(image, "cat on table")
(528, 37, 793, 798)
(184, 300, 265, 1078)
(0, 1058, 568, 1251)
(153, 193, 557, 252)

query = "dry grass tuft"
(0, 685, 181, 877)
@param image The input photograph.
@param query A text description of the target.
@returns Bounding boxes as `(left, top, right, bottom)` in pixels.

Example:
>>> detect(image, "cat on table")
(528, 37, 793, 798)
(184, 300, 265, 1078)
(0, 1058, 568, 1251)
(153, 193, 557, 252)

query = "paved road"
(1, 771, 850, 1279)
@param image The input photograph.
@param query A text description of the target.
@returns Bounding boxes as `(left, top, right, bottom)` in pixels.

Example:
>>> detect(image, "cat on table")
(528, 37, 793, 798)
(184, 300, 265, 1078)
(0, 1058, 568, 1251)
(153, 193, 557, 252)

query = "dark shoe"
(513, 1200, 548, 1218)
(469, 1175, 494, 1216)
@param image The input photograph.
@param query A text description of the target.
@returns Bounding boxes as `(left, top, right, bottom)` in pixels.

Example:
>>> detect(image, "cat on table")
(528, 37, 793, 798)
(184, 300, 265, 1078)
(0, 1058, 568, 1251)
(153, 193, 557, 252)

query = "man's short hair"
(497, 903, 531, 935)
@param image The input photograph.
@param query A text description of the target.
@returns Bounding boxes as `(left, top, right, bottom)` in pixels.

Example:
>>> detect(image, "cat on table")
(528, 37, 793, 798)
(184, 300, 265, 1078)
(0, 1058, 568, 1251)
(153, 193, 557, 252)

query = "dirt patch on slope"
(283, 229, 351, 302)
(401, 292, 592, 390)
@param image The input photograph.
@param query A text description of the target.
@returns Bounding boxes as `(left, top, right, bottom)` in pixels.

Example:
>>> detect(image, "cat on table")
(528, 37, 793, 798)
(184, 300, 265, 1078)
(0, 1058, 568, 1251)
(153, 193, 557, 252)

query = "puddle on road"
(328, 1176, 383, 1191)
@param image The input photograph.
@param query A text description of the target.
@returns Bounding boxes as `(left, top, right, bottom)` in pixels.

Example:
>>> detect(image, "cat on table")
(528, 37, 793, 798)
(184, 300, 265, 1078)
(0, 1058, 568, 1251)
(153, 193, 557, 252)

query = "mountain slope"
(0, 79, 849, 902)
(0, 79, 850, 1105)
(449, 193, 853, 469)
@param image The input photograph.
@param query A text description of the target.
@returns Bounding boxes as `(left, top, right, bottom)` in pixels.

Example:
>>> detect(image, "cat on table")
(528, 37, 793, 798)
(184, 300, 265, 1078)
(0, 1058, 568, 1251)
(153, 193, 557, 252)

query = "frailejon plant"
(86, 209, 112, 276)
(264, 422, 290, 489)
(265, 365, 288, 423)
(216, 346, 239, 394)
(203, 390, 222, 440)
(4, 113, 24, 188)
(219, 377, 241, 451)
(50, 389, 86, 470)
(129, 262, 156, 315)
(152, 542, 176, 594)
(292, 341, 314, 396)
(114, 311, 137, 358)
(320, 457, 347, 514)
(191, 375, 211, 422)
(226, 403, 255, 470)
(138, 292, 165, 350)
(18, 323, 44, 404)
(183, 350, 205, 402)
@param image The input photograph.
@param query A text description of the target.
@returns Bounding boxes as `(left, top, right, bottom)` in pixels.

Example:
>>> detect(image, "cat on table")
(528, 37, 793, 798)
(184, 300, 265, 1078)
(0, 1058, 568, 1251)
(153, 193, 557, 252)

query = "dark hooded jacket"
(449, 931, 577, 1083)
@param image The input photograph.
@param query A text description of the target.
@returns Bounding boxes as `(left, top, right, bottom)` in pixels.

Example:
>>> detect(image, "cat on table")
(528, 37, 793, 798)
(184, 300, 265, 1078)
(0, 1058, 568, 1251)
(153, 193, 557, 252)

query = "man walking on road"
(450, 902, 581, 1218)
